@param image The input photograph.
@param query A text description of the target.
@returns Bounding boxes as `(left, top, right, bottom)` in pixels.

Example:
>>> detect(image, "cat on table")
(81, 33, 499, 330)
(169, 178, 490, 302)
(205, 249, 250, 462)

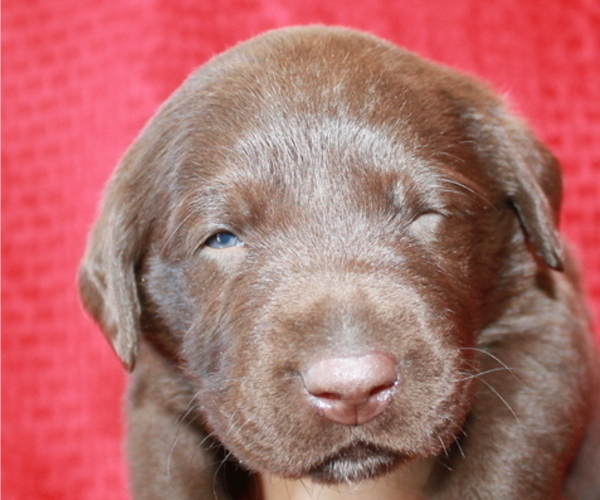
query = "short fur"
(80, 26, 600, 499)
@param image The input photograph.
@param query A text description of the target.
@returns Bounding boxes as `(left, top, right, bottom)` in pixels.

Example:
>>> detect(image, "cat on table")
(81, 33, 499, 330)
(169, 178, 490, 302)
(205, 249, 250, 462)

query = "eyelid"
(408, 211, 446, 238)
(410, 208, 448, 222)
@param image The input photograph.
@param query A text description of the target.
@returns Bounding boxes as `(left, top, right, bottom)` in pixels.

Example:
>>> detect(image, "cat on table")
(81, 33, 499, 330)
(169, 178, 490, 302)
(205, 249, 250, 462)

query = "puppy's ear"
(488, 110, 565, 271)
(79, 138, 164, 371)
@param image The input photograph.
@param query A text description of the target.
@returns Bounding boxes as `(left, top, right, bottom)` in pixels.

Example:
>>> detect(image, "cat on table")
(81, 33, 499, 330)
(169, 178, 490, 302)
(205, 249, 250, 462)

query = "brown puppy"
(79, 26, 600, 499)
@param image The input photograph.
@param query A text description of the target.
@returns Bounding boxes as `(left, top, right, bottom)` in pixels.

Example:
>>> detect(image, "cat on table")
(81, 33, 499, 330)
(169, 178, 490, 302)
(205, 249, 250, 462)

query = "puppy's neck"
(258, 458, 434, 500)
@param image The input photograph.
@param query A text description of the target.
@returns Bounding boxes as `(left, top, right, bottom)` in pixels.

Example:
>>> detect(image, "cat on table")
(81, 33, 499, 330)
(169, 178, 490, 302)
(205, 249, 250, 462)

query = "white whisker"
(478, 378, 520, 423)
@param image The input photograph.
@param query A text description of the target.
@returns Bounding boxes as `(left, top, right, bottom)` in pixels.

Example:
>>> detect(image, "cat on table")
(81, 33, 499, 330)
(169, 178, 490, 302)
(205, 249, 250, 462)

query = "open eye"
(204, 231, 244, 249)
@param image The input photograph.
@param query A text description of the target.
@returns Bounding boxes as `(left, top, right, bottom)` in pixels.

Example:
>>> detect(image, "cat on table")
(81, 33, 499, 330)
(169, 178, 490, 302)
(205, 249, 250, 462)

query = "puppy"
(80, 26, 600, 499)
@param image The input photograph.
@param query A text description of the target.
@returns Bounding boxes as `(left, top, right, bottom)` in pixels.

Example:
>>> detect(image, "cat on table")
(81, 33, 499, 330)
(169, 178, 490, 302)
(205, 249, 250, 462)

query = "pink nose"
(303, 353, 398, 425)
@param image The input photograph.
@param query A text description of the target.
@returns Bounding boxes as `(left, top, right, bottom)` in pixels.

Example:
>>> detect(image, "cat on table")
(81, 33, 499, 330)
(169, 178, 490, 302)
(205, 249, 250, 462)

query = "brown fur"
(79, 26, 600, 499)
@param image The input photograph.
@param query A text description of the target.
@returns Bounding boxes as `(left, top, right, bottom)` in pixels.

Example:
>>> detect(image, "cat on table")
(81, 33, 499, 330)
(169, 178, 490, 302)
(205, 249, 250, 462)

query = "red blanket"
(3, 1, 599, 498)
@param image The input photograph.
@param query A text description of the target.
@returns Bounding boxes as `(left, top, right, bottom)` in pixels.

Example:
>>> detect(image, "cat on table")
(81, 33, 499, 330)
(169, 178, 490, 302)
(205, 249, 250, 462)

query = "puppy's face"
(80, 27, 563, 484)
(144, 149, 485, 480)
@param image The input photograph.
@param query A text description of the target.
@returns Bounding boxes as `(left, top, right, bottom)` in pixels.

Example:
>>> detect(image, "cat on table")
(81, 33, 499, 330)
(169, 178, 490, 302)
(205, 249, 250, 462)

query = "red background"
(3, 1, 599, 498)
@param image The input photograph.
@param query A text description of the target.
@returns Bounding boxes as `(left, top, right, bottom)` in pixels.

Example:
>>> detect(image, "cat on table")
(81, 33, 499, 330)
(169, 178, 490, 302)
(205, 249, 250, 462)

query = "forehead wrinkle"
(165, 106, 448, 256)
(229, 111, 418, 190)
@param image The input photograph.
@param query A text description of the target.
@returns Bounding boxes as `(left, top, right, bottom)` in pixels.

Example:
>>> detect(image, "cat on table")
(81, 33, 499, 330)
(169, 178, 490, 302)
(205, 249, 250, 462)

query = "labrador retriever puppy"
(79, 26, 600, 499)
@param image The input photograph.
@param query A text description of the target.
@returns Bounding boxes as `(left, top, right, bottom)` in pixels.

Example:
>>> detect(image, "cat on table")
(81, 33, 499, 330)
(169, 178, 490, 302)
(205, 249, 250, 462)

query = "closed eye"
(204, 231, 244, 249)
(409, 211, 446, 239)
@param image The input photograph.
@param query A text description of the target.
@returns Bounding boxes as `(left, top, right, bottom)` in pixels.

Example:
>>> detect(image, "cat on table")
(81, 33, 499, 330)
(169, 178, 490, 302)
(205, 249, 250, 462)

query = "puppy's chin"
(307, 442, 405, 484)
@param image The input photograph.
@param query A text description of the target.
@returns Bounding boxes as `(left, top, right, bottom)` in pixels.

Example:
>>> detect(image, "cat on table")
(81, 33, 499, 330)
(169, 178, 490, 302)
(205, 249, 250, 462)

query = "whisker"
(453, 434, 465, 459)
(432, 161, 498, 213)
(435, 151, 467, 165)
(212, 448, 235, 498)
(435, 457, 454, 472)
(438, 436, 450, 459)
(478, 378, 520, 423)
(167, 392, 205, 481)
(456, 366, 516, 382)
(458, 347, 523, 384)
(439, 178, 495, 209)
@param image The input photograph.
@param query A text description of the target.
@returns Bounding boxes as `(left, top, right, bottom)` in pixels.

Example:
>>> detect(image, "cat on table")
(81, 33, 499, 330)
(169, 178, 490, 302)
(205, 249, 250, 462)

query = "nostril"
(312, 391, 344, 401)
(368, 381, 397, 397)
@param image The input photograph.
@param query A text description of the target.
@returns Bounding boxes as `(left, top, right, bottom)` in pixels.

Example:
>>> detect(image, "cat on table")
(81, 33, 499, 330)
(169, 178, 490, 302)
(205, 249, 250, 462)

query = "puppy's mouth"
(307, 441, 404, 484)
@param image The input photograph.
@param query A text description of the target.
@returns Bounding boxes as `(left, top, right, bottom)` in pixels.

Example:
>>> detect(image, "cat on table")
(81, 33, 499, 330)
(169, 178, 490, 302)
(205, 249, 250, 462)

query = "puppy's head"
(80, 26, 563, 482)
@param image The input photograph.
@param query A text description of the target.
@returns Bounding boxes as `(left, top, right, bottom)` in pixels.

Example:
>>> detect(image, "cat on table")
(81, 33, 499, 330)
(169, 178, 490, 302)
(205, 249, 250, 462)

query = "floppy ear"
(79, 65, 221, 369)
(488, 110, 565, 271)
(79, 136, 166, 371)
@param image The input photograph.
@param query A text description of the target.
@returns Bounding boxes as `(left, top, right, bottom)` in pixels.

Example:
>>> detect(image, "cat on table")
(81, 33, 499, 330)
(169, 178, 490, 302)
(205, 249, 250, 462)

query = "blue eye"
(204, 232, 243, 249)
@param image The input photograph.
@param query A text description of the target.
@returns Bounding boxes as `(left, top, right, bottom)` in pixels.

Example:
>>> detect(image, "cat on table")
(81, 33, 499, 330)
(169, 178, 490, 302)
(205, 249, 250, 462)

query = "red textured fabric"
(2, 1, 599, 498)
